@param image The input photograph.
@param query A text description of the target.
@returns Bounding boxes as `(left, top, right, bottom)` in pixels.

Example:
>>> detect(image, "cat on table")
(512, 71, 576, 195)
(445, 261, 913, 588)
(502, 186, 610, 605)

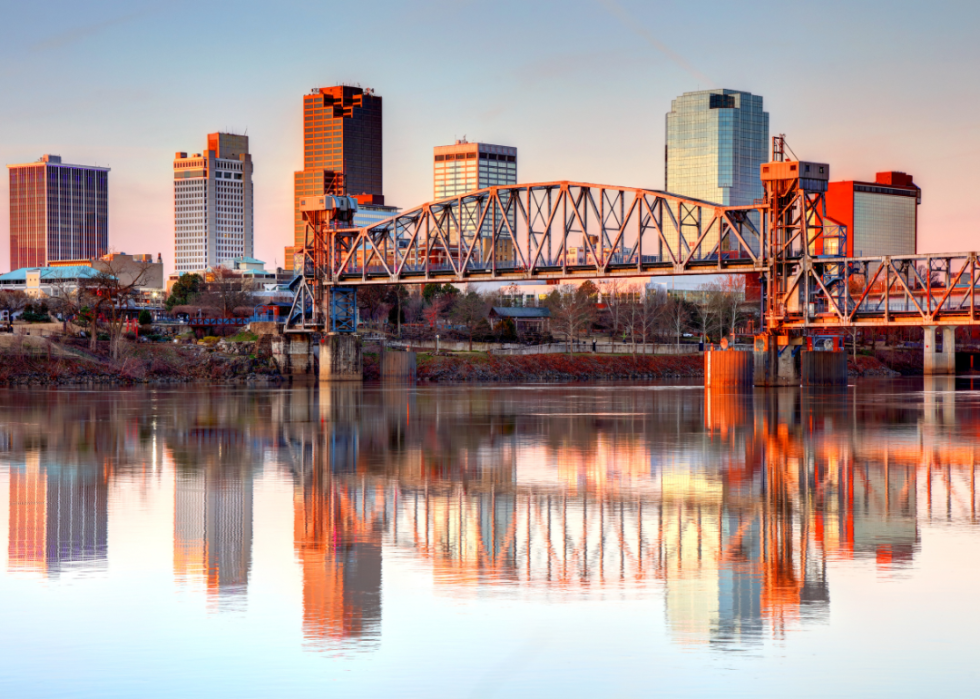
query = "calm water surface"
(1, 378, 979, 697)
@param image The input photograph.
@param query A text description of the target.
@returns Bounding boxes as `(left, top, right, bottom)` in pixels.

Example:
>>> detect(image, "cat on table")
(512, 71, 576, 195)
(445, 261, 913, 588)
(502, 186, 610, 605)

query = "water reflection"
(1, 380, 978, 654)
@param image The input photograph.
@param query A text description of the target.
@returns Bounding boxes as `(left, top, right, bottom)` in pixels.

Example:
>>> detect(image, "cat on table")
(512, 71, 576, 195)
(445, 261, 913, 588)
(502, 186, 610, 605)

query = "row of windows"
(434, 153, 516, 162)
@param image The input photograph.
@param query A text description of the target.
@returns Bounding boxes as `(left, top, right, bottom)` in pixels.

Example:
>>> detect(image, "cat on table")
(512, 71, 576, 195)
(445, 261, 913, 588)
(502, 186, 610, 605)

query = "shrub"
(138, 310, 153, 326)
(199, 336, 221, 346)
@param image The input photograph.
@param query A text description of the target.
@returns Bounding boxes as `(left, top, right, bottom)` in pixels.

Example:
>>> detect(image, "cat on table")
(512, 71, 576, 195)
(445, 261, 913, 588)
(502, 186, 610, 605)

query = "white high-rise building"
(173, 133, 253, 274)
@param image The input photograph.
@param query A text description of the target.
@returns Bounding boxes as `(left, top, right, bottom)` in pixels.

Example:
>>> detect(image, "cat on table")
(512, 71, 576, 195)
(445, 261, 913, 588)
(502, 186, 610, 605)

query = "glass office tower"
(664, 90, 768, 256)
(665, 89, 769, 206)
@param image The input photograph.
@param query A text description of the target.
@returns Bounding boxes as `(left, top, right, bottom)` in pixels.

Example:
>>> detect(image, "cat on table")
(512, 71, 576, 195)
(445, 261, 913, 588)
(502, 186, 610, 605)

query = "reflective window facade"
(354, 204, 401, 229)
(826, 174, 920, 257)
(852, 192, 917, 257)
(7, 155, 109, 270)
(665, 89, 768, 206)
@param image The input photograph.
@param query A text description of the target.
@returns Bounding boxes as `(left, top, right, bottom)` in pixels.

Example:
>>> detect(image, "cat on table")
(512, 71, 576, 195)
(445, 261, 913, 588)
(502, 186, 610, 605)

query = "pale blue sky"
(2, 0, 979, 273)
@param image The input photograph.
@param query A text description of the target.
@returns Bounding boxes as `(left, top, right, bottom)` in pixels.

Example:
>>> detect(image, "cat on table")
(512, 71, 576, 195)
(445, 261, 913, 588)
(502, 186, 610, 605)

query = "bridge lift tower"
(760, 135, 848, 335)
(287, 195, 360, 334)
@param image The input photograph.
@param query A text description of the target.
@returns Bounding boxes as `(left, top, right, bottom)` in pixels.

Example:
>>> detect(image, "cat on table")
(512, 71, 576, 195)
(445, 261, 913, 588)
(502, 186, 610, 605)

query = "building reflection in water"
(8, 452, 109, 576)
(0, 380, 978, 652)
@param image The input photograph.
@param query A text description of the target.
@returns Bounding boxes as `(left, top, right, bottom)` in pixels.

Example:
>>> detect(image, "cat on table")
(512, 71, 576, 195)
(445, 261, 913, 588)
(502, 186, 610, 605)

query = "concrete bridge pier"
(320, 334, 363, 381)
(272, 334, 316, 375)
(753, 338, 799, 387)
(381, 350, 417, 381)
(924, 326, 956, 375)
(800, 350, 848, 386)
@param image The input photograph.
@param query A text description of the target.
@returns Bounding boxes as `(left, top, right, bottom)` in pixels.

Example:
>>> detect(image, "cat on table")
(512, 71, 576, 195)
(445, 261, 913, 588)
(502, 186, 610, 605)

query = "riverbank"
(414, 353, 704, 383)
(0, 335, 280, 386)
(0, 335, 903, 386)
(365, 350, 900, 383)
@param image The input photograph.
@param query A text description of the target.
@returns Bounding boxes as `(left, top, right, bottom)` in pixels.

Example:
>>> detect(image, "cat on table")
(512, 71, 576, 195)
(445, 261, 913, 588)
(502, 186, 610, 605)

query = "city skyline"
(2, 1, 979, 274)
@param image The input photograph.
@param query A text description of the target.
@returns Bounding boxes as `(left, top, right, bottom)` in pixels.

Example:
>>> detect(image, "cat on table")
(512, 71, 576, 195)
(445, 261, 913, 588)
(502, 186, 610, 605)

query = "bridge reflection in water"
(1, 380, 977, 653)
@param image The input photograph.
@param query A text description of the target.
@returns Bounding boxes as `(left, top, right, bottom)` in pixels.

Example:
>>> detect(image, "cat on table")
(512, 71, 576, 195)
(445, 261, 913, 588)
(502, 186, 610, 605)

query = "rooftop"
(490, 306, 551, 319)
(0, 266, 108, 282)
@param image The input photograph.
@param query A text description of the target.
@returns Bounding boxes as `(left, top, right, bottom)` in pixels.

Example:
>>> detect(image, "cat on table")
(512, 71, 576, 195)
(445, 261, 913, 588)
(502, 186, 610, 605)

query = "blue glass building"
(665, 90, 769, 207)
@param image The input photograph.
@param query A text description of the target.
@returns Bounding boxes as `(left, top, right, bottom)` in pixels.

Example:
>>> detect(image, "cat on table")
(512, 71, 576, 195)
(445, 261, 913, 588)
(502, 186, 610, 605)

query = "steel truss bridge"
(295, 172, 980, 332)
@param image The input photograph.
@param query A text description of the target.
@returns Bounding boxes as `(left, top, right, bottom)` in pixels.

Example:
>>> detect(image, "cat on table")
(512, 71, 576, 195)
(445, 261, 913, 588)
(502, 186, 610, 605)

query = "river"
(0, 378, 978, 697)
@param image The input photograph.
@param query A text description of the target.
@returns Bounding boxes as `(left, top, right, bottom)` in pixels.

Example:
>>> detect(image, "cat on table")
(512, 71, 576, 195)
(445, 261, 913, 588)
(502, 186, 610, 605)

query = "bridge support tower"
(924, 326, 956, 375)
(319, 334, 363, 382)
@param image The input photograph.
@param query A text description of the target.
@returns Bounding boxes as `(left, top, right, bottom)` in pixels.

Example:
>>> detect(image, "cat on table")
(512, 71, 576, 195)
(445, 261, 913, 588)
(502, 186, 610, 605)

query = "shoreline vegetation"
(0, 333, 904, 386)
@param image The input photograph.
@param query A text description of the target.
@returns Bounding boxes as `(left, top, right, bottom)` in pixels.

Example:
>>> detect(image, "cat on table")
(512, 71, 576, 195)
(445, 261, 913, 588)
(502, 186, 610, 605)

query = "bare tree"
(450, 289, 491, 351)
(545, 284, 597, 351)
(193, 267, 256, 318)
(665, 296, 690, 348)
(707, 275, 747, 339)
(46, 274, 84, 336)
(80, 257, 151, 358)
(0, 290, 29, 319)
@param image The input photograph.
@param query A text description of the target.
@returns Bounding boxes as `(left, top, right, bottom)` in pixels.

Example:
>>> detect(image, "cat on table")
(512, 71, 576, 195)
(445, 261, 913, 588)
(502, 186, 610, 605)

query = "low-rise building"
(0, 265, 105, 298)
(488, 306, 550, 335)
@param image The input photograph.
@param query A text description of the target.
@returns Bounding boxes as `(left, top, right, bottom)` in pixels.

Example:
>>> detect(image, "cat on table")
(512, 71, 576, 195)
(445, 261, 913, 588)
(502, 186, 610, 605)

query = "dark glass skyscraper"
(6, 154, 109, 271)
(288, 85, 383, 270)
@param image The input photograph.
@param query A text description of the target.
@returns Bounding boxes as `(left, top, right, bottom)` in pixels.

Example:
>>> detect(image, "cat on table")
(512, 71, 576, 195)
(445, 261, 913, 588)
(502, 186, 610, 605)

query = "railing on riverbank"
(385, 339, 700, 356)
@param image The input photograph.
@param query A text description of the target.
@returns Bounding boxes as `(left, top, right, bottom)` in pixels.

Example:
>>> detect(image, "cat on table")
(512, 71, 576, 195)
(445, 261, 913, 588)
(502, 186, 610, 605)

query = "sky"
(2, 0, 980, 275)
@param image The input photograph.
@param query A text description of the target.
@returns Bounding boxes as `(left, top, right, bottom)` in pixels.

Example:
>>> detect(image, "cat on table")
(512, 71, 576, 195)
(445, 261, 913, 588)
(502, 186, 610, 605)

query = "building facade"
(173, 133, 254, 274)
(288, 86, 383, 271)
(433, 141, 517, 199)
(433, 141, 517, 259)
(826, 171, 920, 257)
(7, 155, 109, 271)
(351, 193, 399, 229)
(664, 90, 768, 259)
(665, 90, 769, 205)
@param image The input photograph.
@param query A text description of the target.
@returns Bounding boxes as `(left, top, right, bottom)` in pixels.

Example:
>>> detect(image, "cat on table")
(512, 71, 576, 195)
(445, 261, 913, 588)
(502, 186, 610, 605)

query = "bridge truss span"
(327, 181, 768, 285)
(781, 251, 980, 329)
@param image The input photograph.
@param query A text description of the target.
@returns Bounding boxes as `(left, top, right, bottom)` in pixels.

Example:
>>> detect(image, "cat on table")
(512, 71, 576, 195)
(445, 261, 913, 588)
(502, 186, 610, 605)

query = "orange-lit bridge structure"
(296, 157, 980, 336)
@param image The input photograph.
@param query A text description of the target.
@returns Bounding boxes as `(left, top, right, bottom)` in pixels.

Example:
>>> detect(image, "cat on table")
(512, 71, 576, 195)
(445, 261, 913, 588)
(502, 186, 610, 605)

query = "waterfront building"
(433, 140, 517, 259)
(7, 154, 109, 270)
(665, 90, 768, 257)
(173, 133, 254, 275)
(288, 86, 383, 271)
(826, 171, 920, 257)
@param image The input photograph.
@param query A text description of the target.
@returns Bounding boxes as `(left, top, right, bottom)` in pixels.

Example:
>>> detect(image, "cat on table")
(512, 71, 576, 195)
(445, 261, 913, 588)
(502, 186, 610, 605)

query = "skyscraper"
(288, 86, 383, 271)
(173, 133, 253, 274)
(7, 154, 109, 270)
(433, 140, 517, 259)
(433, 140, 517, 199)
(665, 90, 769, 206)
